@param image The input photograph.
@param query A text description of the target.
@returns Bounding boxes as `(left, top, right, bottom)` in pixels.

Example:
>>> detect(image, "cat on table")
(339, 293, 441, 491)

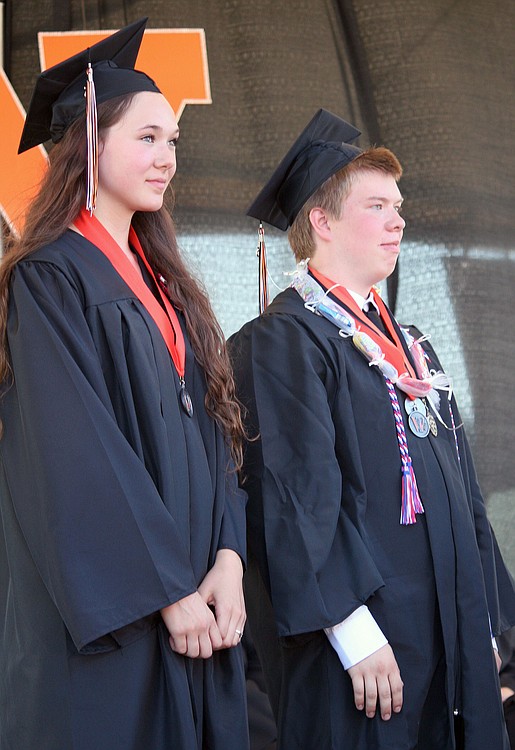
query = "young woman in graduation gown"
(0, 20, 249, 750)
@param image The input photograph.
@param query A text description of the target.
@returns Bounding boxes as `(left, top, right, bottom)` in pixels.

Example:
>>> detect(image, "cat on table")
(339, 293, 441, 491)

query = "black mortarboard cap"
(247, 109, 362, 230)
(18, 17, 160, 153)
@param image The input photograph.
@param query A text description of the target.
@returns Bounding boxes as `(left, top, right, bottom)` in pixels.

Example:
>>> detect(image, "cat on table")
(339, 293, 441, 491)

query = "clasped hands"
(160, 548, 246, 659)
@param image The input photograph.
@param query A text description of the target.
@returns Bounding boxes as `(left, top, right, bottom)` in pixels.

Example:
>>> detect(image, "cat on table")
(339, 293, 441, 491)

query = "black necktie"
(364, 305, 394, 342)
(365, 305, 385, 333)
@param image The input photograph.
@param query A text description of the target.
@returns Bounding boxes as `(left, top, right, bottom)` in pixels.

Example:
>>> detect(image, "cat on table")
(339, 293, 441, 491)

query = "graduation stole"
(73, 209, 192, 414)
(292, 263, 425, 524)
(308, 267, 426, 394)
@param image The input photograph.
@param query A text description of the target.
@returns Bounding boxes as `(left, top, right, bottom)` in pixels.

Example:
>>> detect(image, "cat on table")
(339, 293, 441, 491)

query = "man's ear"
(309, 207, 332, 242)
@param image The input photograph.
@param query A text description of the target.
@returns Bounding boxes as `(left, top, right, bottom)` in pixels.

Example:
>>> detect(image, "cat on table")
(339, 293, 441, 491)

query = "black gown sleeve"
(230, 311, 385, 637)
(1, 260, 199, 652)
(411, 327, 515, 635)
(457, 418, 515, 634)
(218, 468, 248, 563)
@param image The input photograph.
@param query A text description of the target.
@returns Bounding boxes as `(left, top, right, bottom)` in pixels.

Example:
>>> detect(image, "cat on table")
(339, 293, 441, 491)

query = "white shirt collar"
(348, 288, 378, 313)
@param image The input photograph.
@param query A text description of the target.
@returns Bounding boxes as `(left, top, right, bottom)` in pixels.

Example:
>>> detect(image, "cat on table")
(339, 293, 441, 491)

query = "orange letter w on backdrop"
(0, 27, 211, 236)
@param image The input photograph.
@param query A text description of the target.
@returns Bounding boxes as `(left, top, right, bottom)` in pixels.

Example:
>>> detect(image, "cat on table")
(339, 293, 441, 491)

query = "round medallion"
(407, 409, 430, 438)
(405, 397, 427, 416)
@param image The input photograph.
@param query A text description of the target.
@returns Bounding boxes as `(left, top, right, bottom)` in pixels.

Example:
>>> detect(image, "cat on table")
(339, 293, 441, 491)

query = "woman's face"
(96, 91, 179, 221)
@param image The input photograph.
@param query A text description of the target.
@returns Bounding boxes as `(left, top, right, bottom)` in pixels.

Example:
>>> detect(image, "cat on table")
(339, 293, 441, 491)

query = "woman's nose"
(156, 143, 176, 170)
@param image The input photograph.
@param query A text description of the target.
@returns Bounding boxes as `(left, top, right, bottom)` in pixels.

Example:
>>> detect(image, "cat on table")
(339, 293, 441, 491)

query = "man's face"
(326, 170, 405, 295)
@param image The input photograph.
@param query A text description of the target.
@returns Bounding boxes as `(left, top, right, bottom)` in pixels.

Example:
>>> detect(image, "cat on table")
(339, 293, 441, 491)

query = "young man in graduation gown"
(229, 109, 515, 749)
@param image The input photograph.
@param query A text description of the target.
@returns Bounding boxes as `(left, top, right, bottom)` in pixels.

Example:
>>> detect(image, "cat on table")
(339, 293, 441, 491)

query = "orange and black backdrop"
(4, 0, 515, 567)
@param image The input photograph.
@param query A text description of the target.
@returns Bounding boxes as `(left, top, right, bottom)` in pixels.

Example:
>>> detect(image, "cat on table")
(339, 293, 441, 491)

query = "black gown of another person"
(0, 229, 249, 750)
(499, 628, 515, 750)
(229, 285, 515, 750)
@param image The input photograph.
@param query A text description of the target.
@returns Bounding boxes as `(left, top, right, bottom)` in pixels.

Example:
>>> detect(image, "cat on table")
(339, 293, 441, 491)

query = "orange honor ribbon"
(73, 209, 192, 416)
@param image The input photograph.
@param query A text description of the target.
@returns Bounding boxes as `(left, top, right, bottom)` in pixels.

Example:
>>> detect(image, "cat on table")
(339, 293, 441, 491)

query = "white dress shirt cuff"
(324, 605, 388, 670)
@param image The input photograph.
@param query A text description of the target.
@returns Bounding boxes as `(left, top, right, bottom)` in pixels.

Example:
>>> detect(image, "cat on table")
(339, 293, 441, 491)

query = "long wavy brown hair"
(0, 93, 245, 467)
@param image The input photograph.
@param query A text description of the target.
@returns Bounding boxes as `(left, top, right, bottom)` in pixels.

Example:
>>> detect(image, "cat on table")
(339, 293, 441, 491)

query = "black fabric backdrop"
(4, 0, 515, 563)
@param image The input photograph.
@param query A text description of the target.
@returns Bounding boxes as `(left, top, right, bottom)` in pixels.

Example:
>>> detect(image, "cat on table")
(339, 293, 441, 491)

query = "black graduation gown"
(229, 286, 515, 750)
(0, 230, 249, 750)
